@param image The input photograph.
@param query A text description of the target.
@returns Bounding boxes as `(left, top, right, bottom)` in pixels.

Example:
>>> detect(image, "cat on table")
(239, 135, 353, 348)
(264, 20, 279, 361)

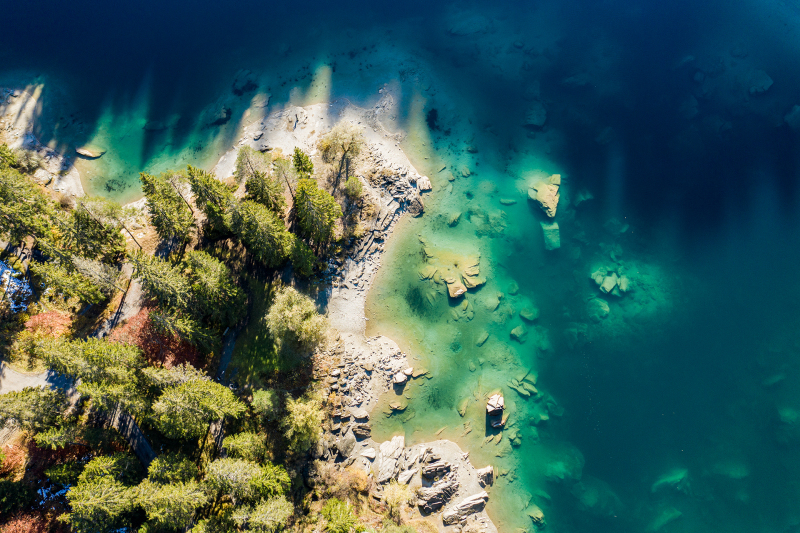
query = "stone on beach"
(393, 371, 408, 385)
(442, 492, 490, 525)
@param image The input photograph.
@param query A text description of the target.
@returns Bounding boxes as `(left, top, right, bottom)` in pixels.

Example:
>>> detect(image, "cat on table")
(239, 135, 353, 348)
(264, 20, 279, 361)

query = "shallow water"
(7, 0, 800, 531)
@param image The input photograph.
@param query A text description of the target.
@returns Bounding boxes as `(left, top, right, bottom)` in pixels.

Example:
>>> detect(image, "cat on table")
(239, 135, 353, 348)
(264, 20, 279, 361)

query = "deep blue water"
(6, 0, 800, 531)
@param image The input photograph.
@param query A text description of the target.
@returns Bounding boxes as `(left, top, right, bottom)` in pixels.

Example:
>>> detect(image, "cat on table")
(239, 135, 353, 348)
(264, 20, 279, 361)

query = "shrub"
(282, 394, 324, 455)
(0, 480, 34, 515)
(252, 389, 283, 422)
(321, 498, 360, 533)
(264, 286, 327, 352)
(343, 176, 363, 201)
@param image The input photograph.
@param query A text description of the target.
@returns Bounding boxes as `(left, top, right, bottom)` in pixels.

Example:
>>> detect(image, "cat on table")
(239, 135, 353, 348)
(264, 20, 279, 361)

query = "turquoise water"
(7, 0, 800, 531)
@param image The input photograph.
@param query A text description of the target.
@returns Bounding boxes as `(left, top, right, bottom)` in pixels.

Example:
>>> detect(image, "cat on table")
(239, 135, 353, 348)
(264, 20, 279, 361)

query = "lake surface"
(6, 0, 800, 531)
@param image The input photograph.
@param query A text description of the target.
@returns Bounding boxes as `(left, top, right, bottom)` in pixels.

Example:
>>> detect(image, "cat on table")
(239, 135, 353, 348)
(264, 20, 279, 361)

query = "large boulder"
(422, 460, 451, 478)
(407, 193, 424, 217)
(417, 475, 459, 513)
(442, 492, 490, 525)
(747, 69, 773, 95)
(528, 174, 561, 218)
(487, 393, 504, 415)
(446, 277, 467, 298)
(352, 424, 371, 440)
(476, 466, 494, 487)
(417, 176, 432, 191)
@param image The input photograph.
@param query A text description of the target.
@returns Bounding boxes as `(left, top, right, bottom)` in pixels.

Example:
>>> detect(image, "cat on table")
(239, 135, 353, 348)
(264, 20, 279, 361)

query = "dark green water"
(7, 0, 800, 531)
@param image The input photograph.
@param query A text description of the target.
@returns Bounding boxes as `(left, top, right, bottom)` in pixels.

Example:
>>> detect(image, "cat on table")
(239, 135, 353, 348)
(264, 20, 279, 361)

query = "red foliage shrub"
(23, 311, 71, 338)
(108, 306, 201, 369)
(3, 512, 69, 533)
(0, 439, 28, 477)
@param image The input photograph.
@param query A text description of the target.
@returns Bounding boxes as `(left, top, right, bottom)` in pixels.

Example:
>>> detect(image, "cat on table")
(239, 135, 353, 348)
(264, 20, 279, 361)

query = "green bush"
(343, 176, 363, 201)
(321, 498, 361, 533)
(252, 389, 283, 422)
(46, 462, 84, 487)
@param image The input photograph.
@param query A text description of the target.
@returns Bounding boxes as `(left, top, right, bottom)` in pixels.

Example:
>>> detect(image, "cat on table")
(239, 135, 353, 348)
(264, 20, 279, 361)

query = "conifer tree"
(231, 495, 293, 533)
(68, 197, 127, 263)
(264, 285, 327, 351)
(272, 157, 298, 199)
(289, 235, 316, 277)
(64, 476, 135, 533)
(245, 168, 286, 217)
(292, 147, 314, 179)
(186, 165, 233, 234)
(294, 178, 342, 249)
(183, 250, 245, 327)
(229, 200, 292, 267)
(282, 393, 324, 454)
(137, 479, 209, 531)
(0, 386, 67, 433)
(0, 166, 53, 244)
(29, 260, 106, 304)
(153, 378, 245, 439)
(129, 250, 193, 311)
(149, 309, 216, 352)
(139, 171, 194, 243)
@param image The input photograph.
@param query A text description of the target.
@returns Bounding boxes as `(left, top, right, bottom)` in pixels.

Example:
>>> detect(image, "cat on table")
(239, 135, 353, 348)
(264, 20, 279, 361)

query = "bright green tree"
(265, 285, 327, 351)
(343, 176, 363, 202)
(149, 309, 216, 351)
(186, 165, 233, 235)
(223, 432, 268, 462)
(129, 250, 193, 311)
(294, 178, 342, 249)
(153, 378, 245, 439)
(0, 386, 67, 432)
(321, 498, 360, 533)
(229, 200, 292, 267)
(206, 457, 289, 504)
(63, 476, 135, 533)
(231, 495, 294, 533)
(183, 250, 245, 327)
(292, 147, 314, 179)
(137, 479, 210, 531)
(146, 452, 199, 484)
(0, 166, 53, 244)
(282, 393, 324, 454)
(140, 172, 194, 243)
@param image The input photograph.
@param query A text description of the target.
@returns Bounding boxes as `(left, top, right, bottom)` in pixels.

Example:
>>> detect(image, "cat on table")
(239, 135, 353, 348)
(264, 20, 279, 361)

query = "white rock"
(403, 367, 414, 376)
(487, 393, 504, 415)
(540, 221, 560, 250)
(361, 448, 376, 460)
(417, 176, 432, 191)
(393, 372, 408, 384)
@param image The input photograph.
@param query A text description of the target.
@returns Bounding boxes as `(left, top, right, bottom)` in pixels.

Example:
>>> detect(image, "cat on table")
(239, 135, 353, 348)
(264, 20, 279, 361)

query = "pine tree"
(149, 309, 216, 352)
(292, 147, 314, 179)
(235, 146, 285, 216)
(153, 378, 245, 439)
(0, 166, 53, 244)
(139, 172, 194, 243)
(137, 479, 209, 531)
(206, 457, 289, 504)
(146, 452, 199, 484)
(0, 386, 67, 432)
(68, 197, 127, 263)
(231, 495, 293, 533)
(294, 178, 342, 249)
(290, 235, 316, 277)
(272, 157, 298, 199)
(186, 165, 233, 235)
(129, 250, 193, 311)
(64, 476, 135, 533)
(29, 260, 106, 304)
(183, 250, 245, 327)
(223, 432, 268, 462)
(229, 200, 292, 267)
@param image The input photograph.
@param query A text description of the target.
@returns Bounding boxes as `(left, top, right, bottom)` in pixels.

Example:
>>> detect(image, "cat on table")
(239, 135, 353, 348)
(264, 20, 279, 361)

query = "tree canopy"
(229, 200, 293, 268)
(294, 178, 341, 249)
(139, 171, 194, 243)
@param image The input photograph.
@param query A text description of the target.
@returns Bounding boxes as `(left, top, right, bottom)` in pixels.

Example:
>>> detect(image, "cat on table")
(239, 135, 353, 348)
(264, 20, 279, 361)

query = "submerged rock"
(407, 193, 424, 217)
(417, 176, 432, 191)
(747, 69, 773, 95)
(528, 174, 561, 218)
(476, 466, 494, 487)
(510, 325, 528, 342)
(527, 503, 546, 529)
(540, 220, 560, 250)
(586, 298, 610, 322)
(76, 147, 105, 159)
(448, 211, 462, 226)
(525, 100, 547, 128)
(445, 277, 467, 298)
